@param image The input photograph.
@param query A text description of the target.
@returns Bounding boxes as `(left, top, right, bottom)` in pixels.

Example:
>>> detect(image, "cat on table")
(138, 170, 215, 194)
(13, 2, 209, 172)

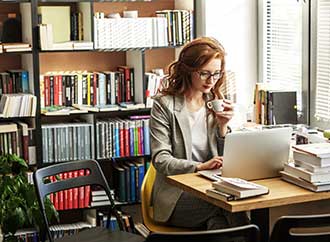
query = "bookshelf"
(0, 0, 196, 236)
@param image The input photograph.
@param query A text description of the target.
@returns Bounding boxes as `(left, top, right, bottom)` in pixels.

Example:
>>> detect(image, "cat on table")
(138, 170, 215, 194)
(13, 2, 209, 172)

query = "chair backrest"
(33, 160, 122, 242)
(144, 224, 260, 242)
(270, 213, 330, 242)
(140, 163, 195, 232)
(141, 163, 157, 227)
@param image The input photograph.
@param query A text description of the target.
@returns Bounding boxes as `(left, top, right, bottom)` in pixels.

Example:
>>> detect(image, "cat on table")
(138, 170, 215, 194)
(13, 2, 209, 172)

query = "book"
(284, 163, 330, 183)
(294, 159, 330, 173)
(38, 6, 71, 43)
(280, 171, 330, 192)
(2, 42, 30, 49)
(90, 200, 111, 207)
(212, 177, 269, 199)
(293, 149, 330, 167)
(293, 143, 330, 159)
(206, 188, 236, 201)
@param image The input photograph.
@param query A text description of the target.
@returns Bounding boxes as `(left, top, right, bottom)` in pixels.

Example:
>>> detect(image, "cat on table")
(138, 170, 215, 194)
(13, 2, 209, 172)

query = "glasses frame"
(197, 70, 224, 81)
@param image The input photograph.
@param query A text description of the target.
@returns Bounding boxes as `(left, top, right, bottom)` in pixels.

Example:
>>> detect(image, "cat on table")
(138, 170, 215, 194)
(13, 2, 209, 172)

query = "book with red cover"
(58, 173, 64, 210)
(44, 75, 50, 106)
(85, 169, 91, 207)
(17, 122, 29, 162)
(119, 121, 124, 157)
(117, 66, 132, 102)
(73, 170, 79, 209)
(68, 171, 73, 209)
(78, 169, 85, 208)
(54, 75, 59, 105)
(63, 172, 68, 210)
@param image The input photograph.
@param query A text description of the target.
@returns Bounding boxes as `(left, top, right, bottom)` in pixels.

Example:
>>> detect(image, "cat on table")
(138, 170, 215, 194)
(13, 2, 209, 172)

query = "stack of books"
(281, 143, 330, 192)
(206, 177, 269, 201)
(1, 42, 32, 52)
(90, 188, 114, 207)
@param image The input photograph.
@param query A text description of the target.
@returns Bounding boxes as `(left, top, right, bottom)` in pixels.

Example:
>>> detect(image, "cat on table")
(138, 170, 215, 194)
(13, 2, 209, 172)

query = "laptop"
(199, 127, 292, 181)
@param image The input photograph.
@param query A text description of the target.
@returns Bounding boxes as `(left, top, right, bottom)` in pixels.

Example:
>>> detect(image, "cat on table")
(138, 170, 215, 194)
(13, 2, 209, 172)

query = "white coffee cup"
(207, 99, 224, 112)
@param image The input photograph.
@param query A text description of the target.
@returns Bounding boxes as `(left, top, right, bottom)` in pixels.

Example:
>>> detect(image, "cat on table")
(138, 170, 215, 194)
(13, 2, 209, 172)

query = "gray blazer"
(150, 94, 225, 222)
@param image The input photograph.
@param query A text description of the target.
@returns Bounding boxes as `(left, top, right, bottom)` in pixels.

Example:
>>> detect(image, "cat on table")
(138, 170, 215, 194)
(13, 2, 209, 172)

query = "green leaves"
(0, 154, 58, 237)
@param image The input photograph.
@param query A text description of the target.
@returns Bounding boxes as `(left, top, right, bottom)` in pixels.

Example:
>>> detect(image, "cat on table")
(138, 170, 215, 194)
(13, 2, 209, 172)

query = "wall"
(196, 0, 258, 123)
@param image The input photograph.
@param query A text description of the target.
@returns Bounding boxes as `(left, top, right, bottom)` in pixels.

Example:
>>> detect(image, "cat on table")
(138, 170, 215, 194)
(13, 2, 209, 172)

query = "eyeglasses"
(197, 70, 224, 81)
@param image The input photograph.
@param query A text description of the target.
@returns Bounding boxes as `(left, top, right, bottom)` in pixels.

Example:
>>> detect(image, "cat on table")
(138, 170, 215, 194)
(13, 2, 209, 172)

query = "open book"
(211, 177, 269, 199)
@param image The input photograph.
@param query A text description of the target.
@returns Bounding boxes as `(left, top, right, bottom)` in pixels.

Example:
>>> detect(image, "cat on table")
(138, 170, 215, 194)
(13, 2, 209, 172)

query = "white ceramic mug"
(207, 99, 224, 112)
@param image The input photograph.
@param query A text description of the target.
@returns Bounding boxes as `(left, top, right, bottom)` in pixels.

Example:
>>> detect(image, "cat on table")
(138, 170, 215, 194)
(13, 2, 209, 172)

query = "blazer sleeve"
(150, 97, 199, 176)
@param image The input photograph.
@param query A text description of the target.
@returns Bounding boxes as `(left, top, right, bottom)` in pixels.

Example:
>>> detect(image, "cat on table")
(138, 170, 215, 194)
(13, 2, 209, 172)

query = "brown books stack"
(281, 143, 330, 192)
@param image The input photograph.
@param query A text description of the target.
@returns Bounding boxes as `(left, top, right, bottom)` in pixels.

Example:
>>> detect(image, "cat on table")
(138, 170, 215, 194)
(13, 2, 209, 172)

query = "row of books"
(155, 9, 194, 46)
(0, 42, 32, 53)
(254, 83, 298, 125)
(11, 228, 39, 242)
(96, 117, 150, 159)
(145, 71, 164, 108)
(111, 159, 146, 203)
(40, 66, 134, 109)
(0, 70, 29, 94)
(49, 222, 93, 240)
(206, 177, 269, 201)
(48, 169, 91, 210)
(0, 122, 36, 165)
(97, 211, 135, 233)
(41, 122, 94, 164)
(90, 188, 114, 207)
(281, 142, 330, 192)
(39, 24, 93, 51)
(0, 93, 37, 118)
(94, 9, 193, 49)
(94, 14, 167, 49)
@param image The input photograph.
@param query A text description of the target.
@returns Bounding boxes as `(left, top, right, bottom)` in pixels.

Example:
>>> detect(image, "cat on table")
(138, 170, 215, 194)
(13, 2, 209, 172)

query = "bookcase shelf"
(0, 0, 196, 232)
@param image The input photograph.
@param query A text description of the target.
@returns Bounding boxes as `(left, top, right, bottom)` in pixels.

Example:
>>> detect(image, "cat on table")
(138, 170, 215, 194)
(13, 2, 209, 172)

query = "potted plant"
(0, 154, 58, 241)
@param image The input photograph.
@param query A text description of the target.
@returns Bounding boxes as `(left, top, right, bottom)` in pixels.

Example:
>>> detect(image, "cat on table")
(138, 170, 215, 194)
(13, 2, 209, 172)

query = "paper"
(219, 177, 261, 189)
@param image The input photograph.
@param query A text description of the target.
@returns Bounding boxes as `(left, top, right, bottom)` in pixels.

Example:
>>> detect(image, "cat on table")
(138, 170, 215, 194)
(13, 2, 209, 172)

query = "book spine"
(85, 169, 91, 207)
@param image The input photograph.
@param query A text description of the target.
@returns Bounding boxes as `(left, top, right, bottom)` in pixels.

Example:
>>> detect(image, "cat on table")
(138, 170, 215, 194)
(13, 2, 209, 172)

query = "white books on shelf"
(280, 171, 330, 192)
(212, 177, 269, 199)
(293, 149, 330, 167)
(284, 163, 330, 183)
(293, 143, 330, 159)
(0, 94, 36, 118)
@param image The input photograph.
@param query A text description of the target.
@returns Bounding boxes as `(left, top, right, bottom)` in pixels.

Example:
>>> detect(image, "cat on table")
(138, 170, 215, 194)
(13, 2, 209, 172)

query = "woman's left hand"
(214, 99, 234, 126)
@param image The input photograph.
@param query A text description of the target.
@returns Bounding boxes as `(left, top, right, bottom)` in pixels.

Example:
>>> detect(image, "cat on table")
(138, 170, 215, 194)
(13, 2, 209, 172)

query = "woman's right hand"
(196, 156, 223, 171)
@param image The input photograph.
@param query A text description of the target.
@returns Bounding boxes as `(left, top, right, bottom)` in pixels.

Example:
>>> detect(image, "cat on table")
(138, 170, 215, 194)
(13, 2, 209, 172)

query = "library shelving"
(0, 0, 196, 236)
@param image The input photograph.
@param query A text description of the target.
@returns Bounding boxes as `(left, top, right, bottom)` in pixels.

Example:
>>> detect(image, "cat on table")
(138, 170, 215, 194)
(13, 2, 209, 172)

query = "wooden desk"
(167, 173, 330, 242)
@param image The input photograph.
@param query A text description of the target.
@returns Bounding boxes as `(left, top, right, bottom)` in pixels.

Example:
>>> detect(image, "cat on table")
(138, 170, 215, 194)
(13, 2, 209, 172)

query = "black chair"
(269, 213, 330, 242)
(33, 159, 144, 242)
(144, 224, 260, 242)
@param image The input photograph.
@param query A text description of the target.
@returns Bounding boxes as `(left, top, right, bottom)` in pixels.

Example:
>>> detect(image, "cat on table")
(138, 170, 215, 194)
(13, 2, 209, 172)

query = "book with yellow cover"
(38, 6, 70, 43)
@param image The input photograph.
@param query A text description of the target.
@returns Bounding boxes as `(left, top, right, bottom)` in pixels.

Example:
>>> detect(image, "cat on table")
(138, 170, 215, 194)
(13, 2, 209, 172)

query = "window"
(310, 0, 330, 128)
(259, 0, 308, 121)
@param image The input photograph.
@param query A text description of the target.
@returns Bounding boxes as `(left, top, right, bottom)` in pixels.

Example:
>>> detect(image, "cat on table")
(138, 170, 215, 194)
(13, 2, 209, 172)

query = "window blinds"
(315, 0, 330, 121)
(263, 0, 303, 111)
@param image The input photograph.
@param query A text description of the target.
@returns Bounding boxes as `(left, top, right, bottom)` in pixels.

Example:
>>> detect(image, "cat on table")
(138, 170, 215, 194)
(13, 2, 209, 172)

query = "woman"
(150, 37, 249, 230)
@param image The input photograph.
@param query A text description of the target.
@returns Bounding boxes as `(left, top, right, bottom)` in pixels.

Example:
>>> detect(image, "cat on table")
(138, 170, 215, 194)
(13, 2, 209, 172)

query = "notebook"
(199, 127, 292, 181)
